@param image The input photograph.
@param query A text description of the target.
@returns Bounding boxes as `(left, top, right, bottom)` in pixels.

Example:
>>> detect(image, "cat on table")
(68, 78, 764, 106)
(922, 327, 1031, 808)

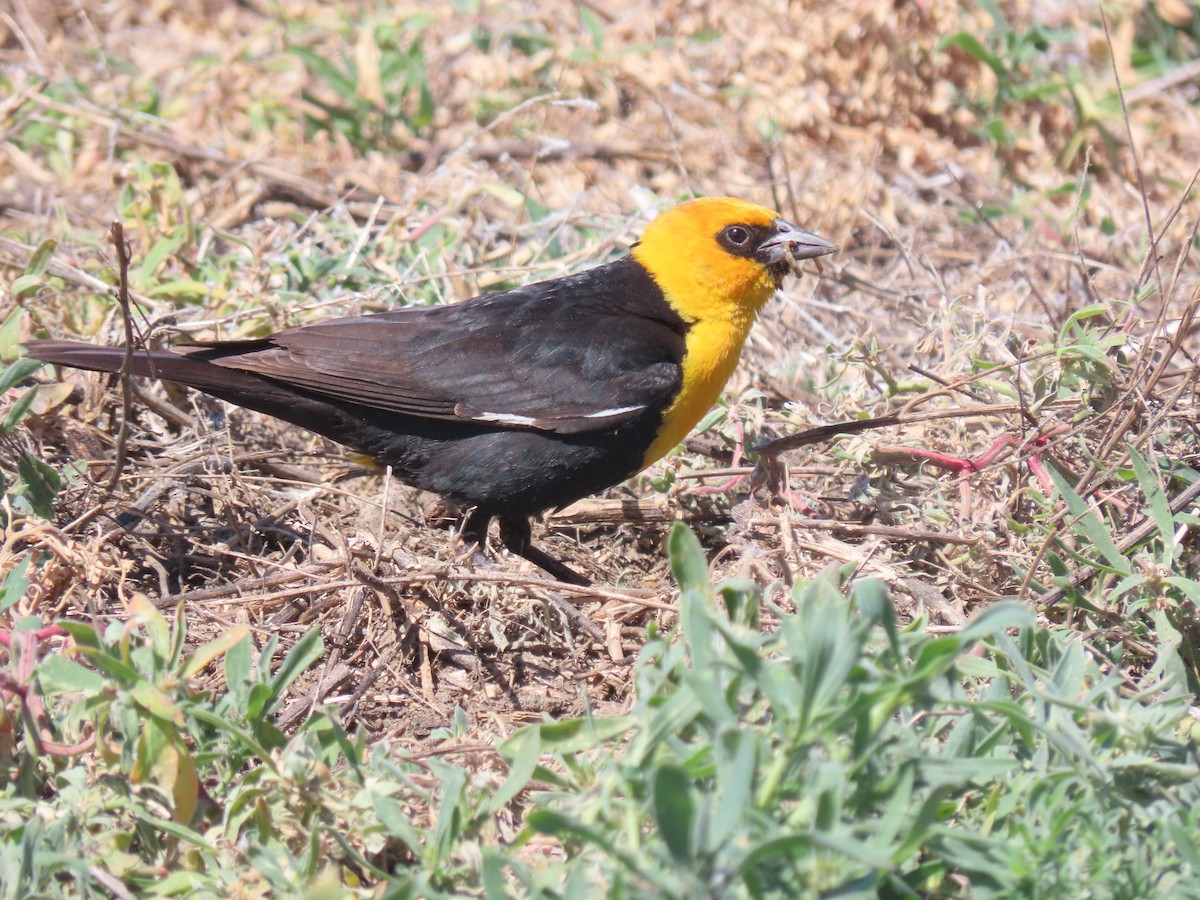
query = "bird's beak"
(755, 219, 837, 266)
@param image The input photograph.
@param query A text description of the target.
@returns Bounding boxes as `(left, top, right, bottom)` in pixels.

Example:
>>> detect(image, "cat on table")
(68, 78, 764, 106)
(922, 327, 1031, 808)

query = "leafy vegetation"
(3, 526, 1198, 895)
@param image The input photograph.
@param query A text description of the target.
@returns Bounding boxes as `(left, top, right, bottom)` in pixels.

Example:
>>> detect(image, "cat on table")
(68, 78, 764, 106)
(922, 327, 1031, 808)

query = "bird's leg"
(498, 516, 591, 586)
(459, 508, 494, 564)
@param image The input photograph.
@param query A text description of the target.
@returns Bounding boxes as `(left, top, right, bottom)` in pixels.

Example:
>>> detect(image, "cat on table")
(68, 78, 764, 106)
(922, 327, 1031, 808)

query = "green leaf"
(742, 829, 894, 871)
(670, 522, 714, 669)
(168, 601, 186, 670)
(269, 627, 324, 700)
(481, 848, 509, 900)
(128, 801, 215, 850)
(708, 731, 757, 851)
(579, 5, 604, 49)
(694, 405, 727, 433)
(413, 79, 435, 129)
(0, 307, 28, 361)
(482, 182, 525, 208)
(875, 763, 916, 851)
(855, 578, 897, 649)
(1060, 303, 1110, 331)
(0, 556, 30, 613)
(182, 625, 251, 679)
(34, 653, 107, 695)
(489, 725, 539, 814)
(146, 279, 211, 300)
(527, 714, 633, 754)
(1047, 462, 1130, 575)
(2, 385, 38, 433)
(1128, 446, 1174, 553)
(246, 682, 274, 720)
(129, 680, 185, 727)
(1165, 576, 1200, 604)
(292, 47, 359, 99)
(56, 619, 102, 649)
(911, 636, 963, 679)
(526, 810, 630, 864)
(10, 274, 42, 299)
(26, 239, 57, 277)
(189, 706, 277, 767)
(1167, 817, 1200, 873)
(127, 593, 171, 653)
(223, 634, 252, 690)
(371, 794, 424, 853)
(957, 600, 1034, 644)
(138, 229, 187, 280)
(653, 764, 695, 864)
(939, 33, 1005, 78)
(16, 453, 61, 518)
(0, 357, 45, 394)
(785, 571, 860, 730)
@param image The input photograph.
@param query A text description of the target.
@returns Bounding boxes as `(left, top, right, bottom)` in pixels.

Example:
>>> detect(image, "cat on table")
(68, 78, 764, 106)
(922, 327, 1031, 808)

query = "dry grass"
(3, 0, 1199, 744)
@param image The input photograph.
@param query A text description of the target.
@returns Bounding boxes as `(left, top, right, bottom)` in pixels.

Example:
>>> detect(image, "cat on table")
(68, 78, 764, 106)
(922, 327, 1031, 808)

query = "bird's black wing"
(186, 257, 687, 435)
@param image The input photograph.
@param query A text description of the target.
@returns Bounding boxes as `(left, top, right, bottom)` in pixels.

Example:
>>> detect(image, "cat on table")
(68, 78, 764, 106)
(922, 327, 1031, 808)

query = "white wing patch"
(579, 405, 645, 419)
(471, 411, 540, 427)
(466, 404, 646, 429)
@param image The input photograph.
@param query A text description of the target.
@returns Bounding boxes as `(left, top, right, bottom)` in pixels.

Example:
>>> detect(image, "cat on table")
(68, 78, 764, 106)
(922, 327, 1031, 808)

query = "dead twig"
(105, 221, 135, 493)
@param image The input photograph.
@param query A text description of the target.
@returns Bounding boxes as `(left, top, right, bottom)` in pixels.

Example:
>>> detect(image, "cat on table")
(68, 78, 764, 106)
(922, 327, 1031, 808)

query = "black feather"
(25, 255, 688, 520)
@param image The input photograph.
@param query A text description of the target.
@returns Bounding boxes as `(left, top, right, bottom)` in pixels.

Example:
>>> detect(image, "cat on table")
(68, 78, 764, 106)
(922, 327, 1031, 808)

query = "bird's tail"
(23, 339, 274, 398)
(24, 339, 425, 469)
(25, 336, 366, 437)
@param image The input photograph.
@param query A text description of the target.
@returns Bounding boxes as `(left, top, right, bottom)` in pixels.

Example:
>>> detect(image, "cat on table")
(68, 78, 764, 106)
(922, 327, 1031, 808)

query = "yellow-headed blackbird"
(25, 198, 834, 584)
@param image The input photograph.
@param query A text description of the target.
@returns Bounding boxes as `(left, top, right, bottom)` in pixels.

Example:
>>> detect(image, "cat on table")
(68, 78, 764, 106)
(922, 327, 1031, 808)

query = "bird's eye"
(723, 225, 750, 245)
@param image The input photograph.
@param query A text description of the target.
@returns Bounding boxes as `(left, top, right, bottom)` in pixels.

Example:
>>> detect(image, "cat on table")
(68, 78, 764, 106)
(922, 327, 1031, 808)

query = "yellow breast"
(640, 317, 752, 467)
(630, 197, 785, 470)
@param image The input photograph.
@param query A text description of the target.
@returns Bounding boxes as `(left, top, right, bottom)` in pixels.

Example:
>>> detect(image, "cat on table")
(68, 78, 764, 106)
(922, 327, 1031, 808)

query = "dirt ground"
(3, 0, 1198, 743)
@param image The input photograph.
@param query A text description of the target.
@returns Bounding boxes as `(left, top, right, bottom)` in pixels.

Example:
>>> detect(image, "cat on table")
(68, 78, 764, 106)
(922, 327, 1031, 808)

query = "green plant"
(291, 15, 435, 153)
(938, 0, 1129, 172)
(0, 358, 63, 524)
(491, 524, 1200, 896)
(115, 160, 203, 302)
(4, 522, 1199, 895)
(941, 1, 1076, 141)
(0, 599, 324, 894)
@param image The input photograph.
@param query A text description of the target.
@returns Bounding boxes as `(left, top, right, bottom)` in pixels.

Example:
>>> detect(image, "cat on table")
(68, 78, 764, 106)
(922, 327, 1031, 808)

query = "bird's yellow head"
(632, 197, 834, 329)
(630, 197, 835, 468)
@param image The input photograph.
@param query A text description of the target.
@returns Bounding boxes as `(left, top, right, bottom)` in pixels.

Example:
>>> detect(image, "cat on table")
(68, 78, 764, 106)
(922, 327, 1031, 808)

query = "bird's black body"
(26, 197, 838, 583)
(28, 256, 688, 583)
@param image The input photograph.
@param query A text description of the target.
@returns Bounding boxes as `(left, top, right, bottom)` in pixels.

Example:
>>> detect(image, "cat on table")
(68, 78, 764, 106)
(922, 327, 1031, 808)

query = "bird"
(25, 197, 835, 585)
